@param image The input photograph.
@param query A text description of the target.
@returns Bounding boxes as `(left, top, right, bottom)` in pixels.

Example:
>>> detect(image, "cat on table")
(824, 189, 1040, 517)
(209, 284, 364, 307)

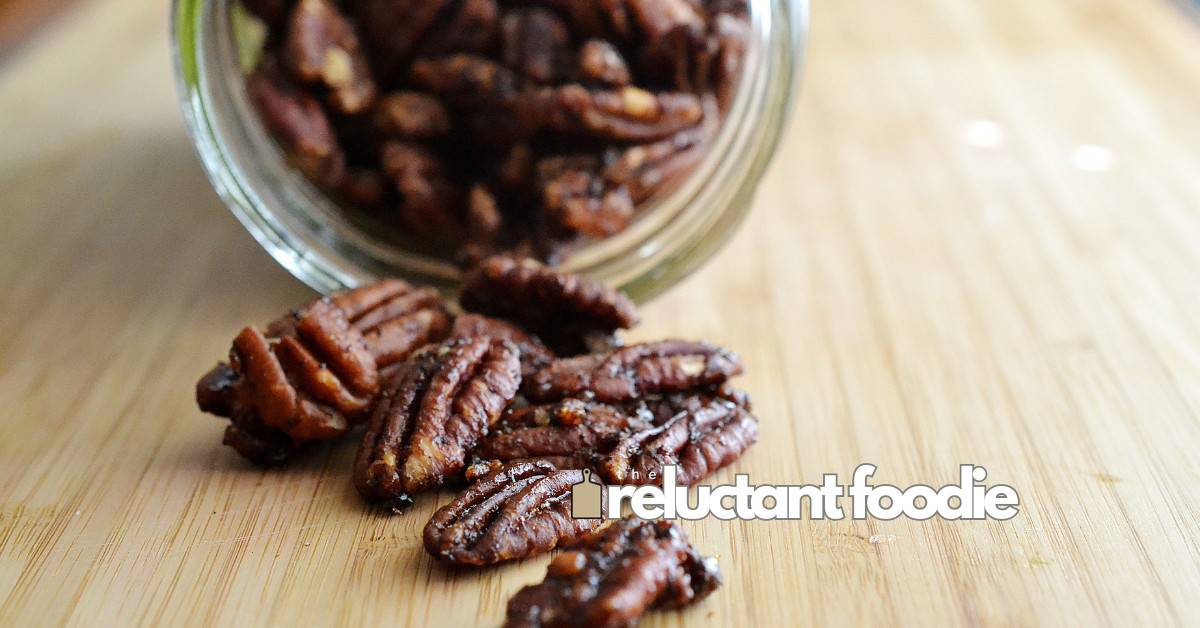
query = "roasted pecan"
(602, 95, 719, 202)
(354, 337, 522, 510)
(380, 142, 463, 240)
(450, 314, 556, 377)
(578, 39, 632, 87)
(503, 517, 722, 628)
(330, 279, 453, 368)
(373, 92, 452, 140)
(247, 62, 345, 190)
(523, 0, 632, 41)
(353, 0, 451, 80)
(502, 8, 571, 83)
(460, 255, 639, 350)
(601, 394, 758, 485)
(524, 340, 743, 402)
(537, 155, 635, 238)
(418, 0, 500, 57)
(423, 460, 605, 566)
(409, 54, 519, 106)
(541, 85, 704, 142)
(282, 0, 376, 114)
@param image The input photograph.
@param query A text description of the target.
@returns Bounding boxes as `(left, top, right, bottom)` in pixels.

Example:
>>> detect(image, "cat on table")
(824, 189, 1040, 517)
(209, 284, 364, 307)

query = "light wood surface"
(3, 0, 1200, 626)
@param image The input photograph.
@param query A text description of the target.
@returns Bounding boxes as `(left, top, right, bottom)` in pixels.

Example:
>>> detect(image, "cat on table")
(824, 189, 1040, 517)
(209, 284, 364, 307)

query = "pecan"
(417, 0, 500, 57)
(353, 0, 451, 80)
(502, 8, 571, 84)
(423, 461, 605, 566)
(380, 142, 463, 240)
(537, 155, 635, 238)
(601, 395, 758, 485)
(503, 517, 722, 628)
(282, 0, 376, 114)
(330, 279, 453, 368)
(458, 185, 505, 266)
(409, 54, 519, 106)
(354, 337, 522, 510)
(541, 85, 704, 142)
(524, 340, 743, 403)
(711, 12, 751, 112)
(578, 39, 632, 87)
(450, 314, 556, 377)
(460, 255, 640, 352)
(373, 92, 452, 140)
(602, 95, 719, 202)
(247, 62, 345, 190)
(523, 0, 632, 41)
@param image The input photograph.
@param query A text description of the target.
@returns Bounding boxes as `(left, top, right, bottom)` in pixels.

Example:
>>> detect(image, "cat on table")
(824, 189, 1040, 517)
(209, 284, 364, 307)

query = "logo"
(569, 464, 1020, 522)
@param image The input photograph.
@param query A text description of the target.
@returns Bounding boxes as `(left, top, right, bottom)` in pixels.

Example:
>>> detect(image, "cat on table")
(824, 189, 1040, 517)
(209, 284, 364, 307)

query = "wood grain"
(2, 0, 1200, 626)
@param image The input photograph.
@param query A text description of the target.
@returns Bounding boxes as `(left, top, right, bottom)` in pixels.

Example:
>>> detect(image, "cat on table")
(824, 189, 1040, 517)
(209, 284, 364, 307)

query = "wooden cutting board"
(2, 0, 1199, 625)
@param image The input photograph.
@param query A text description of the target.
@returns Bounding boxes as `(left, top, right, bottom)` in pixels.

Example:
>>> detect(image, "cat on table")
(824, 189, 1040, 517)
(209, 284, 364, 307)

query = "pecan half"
(247, 61, 345, 191)
(537, 155, 635, 238)
(541, 85, 704, 142)
(354, 337, 522, 510)
(524, 340, 744, 403)
(450, 314, 556, 377)
(460, 255, 639, 351)
(423, 461, 604, 566)
(601, 395, 758, 485)
(282, 0, 376, 114)
(503, 517, 722, 628)
(330, 279, 453, 368)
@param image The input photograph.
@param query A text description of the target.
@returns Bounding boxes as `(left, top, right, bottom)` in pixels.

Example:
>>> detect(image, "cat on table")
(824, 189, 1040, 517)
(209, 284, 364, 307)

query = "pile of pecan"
(239, 0, 750, 264)
(196, 255, 756, 625)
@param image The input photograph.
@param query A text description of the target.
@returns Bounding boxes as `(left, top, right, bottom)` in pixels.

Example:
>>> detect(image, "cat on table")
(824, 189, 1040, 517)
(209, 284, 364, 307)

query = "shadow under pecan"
(247, 61, 346, 191)
(424, 460, 604, 566)
(460, 255, 639, 353)
(354, 337, 522, 511)
(600, 394, 758, 486)
(282, 0, 377, 115)
(523, 340, 744, 403)
(196, 281, 450, 465)
(504, 516, 721, 628)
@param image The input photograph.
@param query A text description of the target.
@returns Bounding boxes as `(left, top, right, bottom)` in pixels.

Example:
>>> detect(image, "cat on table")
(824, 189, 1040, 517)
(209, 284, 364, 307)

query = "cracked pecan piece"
(423, 460, 605, 566)
(354, 337, 522, 510)
(247, 61, 345, 191)
(524, 340, 743, 403)
(541, 85, 704, 142)
(460, 255, 639, 352)
(601, 395, 758, 485)
(282, 0, 377, 114)
(503, 516, 722, 628)
(450, 314, 556, 378)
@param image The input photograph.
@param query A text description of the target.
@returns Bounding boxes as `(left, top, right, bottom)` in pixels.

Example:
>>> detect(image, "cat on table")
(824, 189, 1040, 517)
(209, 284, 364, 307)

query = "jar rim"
(171, 0, 809, 302)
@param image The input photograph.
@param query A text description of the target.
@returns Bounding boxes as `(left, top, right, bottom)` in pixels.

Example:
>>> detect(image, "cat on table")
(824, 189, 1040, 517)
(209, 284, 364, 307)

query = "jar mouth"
(172, 0, 808, 301)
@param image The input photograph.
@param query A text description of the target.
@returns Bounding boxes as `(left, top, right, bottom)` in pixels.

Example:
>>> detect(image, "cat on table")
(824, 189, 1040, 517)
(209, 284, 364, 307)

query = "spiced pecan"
(460, 255, 639, 350)
(409, 54, 519, 106)
(578, 39, 632, 87)
(503, 517, 721, 628)
(247, 61, 345, 190)
(373, 92, 452, 140)
(417, 0, 500, 57)
(450, 314, 556, 377)
(541, 85, 704, 142)
(423, 460, 605, 566)
(601, 394, 758, 485)
(330, 279, 453, 368)
(524, 340, 743, 403)
(380, 142, 463, 240)
(537, 155, 635, 238)
(711, 12, 751, 112)
(354, 337, 522, 510)
(282, 0, 376, 114)
(602, 95, 719, 202)
(502, 8, 571, 84)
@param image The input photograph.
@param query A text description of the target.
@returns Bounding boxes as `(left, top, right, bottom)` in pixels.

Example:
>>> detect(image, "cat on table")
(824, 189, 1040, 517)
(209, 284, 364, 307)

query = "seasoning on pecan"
(423, 460, 605, 566)
(524, 340, 744, 403)
(601, 395, 758, 486)
(502, 8, 571, 84)
(578, 39, 632, 87)
(282, 0, 376, 114)
(542, 85, 705, 142)
(503, 516, 722, 628)
(247, 61, 345, 191)
(450, 314, 556, 378)
(460, 255, 640, 351)
(373, 92, 452, 140)
(353, 337, 522, 511)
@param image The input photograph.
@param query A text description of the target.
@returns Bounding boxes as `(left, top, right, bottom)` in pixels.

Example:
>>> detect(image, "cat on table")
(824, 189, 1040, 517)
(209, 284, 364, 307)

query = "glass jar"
(171, 0, 808, 301)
